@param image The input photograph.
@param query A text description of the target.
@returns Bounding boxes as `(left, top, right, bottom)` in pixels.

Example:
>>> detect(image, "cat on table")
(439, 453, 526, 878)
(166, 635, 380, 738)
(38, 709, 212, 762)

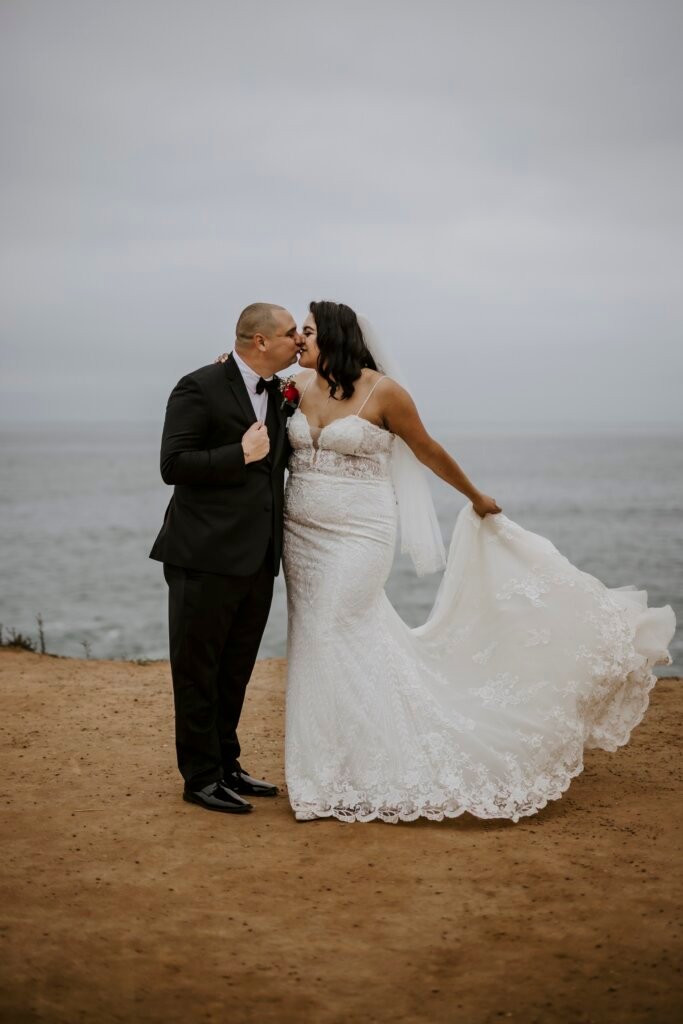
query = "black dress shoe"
(183, 780, 253, 814)
(225, 767, 278, 797)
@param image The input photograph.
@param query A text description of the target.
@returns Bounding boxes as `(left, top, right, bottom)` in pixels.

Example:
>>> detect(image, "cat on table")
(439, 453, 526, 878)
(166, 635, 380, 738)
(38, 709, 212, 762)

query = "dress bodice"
(287, 408, 394, 481)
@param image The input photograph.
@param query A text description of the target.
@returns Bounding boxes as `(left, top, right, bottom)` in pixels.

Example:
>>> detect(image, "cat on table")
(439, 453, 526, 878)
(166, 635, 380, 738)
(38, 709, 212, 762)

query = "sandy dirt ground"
(1, 648, 681, 1024)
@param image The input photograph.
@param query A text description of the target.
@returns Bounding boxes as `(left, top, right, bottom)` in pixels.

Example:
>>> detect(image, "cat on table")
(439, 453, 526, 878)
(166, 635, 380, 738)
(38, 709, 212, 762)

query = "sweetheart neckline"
(292, 407, 393, 442)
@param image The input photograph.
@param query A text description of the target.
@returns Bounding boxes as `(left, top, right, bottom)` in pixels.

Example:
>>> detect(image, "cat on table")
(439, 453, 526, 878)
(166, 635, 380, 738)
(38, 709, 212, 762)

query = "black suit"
(150, 355, 291, 788)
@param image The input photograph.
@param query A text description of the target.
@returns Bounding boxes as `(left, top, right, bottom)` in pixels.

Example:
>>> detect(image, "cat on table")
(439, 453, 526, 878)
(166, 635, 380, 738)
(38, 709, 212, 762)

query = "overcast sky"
(1, 0, 682, 426)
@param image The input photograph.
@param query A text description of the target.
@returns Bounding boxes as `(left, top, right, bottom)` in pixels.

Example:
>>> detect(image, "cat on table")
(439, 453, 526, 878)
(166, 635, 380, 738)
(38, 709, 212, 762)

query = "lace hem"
(290, 658, 664, 825)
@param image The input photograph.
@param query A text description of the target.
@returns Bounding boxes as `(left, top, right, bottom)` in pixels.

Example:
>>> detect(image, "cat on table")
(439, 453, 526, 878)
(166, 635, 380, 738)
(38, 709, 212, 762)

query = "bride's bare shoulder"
(358, 367, 385, 386)
(372, 375, 414, 416)
(361, 369, 405, 397)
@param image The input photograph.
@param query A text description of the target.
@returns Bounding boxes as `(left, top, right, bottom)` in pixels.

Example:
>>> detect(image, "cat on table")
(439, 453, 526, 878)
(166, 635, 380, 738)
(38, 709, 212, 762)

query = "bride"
(282, 300, 675, 824)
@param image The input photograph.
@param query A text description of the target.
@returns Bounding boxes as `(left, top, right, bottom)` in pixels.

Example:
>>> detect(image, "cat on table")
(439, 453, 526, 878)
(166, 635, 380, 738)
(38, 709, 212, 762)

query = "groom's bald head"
(235, 302, 287, 349)
(233, 301, 300, 375)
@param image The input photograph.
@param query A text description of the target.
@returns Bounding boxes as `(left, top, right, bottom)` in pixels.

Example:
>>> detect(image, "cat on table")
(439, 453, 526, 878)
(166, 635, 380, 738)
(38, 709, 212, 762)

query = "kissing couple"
(150, 301, 675, 823)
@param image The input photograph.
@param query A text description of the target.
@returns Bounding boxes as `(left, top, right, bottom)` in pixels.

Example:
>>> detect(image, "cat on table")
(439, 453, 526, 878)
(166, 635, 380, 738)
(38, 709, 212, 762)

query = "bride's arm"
(380, 379, 502, 516)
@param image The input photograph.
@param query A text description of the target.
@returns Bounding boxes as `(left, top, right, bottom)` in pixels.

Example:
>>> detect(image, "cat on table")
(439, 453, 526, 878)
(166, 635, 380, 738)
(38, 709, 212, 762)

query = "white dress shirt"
(232, 349, 273, 422)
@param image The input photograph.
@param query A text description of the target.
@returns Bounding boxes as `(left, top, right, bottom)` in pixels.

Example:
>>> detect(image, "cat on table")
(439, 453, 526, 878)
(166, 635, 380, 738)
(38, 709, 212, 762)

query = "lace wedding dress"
(282, 394, 676, 824)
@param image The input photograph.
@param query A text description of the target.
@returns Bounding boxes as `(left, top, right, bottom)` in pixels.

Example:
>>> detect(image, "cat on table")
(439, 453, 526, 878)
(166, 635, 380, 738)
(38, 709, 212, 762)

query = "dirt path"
(1, 649, 681, 1023)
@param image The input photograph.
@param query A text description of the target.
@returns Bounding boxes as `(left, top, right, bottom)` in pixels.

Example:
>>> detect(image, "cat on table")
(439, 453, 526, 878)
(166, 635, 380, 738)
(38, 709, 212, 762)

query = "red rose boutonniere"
(279, 376, 300, 414)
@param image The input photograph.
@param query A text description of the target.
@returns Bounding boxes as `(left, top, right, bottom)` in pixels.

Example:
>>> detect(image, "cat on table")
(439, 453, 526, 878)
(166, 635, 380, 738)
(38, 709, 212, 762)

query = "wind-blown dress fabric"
(282, 408, 676, 824)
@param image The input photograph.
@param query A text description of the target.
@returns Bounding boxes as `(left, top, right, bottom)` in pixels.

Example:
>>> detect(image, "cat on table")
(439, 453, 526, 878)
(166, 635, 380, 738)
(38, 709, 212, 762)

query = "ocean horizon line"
(2, 417, 682, 435)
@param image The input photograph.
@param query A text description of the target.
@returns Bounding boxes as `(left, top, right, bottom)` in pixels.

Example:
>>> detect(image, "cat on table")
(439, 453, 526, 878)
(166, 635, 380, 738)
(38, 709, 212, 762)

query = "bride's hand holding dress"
(472, 493, 503, 517)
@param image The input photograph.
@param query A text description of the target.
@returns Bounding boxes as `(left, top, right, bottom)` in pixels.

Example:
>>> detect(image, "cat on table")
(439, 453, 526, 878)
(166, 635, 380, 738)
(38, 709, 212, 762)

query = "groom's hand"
(241, 422, 270, 463)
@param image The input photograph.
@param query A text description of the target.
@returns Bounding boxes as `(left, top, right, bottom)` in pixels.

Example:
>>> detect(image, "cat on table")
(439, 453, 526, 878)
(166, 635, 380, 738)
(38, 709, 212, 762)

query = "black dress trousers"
(151, 364, 289, 790)
(163, 548, 274, 790)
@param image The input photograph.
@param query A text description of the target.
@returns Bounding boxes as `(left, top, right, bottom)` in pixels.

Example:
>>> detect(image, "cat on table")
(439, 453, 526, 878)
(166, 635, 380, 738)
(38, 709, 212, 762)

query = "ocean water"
(1, 421, 681, 673)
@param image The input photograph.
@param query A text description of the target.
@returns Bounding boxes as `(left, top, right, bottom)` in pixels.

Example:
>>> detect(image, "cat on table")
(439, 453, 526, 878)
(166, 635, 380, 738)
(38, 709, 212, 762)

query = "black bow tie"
(255, 376, 279, 396)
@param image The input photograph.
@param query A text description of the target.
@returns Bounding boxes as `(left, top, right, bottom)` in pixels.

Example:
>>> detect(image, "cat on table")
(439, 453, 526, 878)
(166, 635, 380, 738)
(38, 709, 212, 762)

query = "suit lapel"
(224, 354, 286, 468)
(223, 354, 257, 427)
(269, 391, 287, 469)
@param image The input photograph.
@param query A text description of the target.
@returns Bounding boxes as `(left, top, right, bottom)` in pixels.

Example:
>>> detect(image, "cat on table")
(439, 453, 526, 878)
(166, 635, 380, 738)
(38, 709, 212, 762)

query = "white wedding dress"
(282, 396, 676, 824)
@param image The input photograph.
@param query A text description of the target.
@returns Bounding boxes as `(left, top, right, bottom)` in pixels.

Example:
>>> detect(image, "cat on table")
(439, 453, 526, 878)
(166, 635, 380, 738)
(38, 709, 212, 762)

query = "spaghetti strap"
(298, 371, 317, 405)
(356, 375, 386, 416)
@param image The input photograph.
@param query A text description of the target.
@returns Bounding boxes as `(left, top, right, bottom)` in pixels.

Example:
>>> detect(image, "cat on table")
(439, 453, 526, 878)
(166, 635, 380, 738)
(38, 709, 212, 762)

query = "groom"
(150, 302, 300, 814)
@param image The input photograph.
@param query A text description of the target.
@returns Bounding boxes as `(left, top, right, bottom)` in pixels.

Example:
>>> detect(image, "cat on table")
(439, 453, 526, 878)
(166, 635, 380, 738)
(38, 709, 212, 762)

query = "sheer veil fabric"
(356, 314, 446, 577)
(282, 334, 676, 824)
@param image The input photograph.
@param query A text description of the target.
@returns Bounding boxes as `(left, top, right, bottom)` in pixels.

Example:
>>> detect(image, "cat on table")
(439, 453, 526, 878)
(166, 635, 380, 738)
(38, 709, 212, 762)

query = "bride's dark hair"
(309, 300, 378, 400)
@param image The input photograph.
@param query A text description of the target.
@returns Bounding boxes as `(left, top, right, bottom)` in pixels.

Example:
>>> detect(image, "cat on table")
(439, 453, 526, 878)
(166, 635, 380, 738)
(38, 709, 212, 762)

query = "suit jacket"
(149, 355, 291, 576)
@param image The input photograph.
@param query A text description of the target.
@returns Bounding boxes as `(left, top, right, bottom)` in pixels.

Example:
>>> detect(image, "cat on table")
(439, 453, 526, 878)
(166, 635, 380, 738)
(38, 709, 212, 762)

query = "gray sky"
(1, 0, 682, 425)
